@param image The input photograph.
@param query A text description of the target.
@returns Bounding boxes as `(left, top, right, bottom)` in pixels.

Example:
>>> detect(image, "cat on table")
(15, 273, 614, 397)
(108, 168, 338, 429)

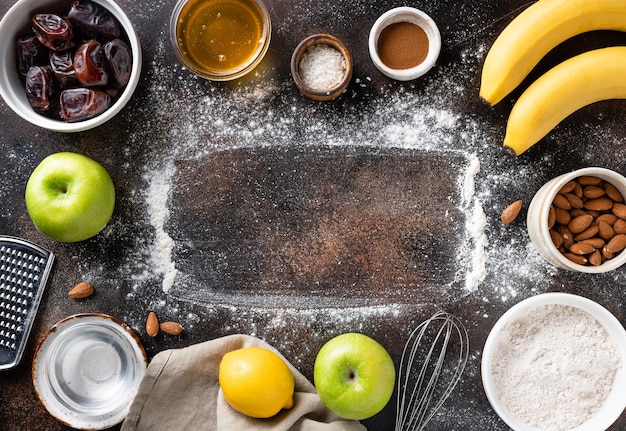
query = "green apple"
(25, 152, 115, 243)
(313, 332, 395, 420)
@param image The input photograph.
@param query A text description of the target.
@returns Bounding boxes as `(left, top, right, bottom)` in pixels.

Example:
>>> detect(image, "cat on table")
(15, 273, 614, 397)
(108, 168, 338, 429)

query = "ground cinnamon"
(377, 21, 429, 70)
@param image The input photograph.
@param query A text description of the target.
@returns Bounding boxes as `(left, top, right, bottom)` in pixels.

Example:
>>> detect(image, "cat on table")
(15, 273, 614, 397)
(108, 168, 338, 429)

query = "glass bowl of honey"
(170, 0, 271, 81)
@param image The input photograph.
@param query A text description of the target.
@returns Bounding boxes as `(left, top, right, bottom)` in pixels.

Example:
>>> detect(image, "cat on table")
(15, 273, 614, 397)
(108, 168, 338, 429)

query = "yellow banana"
(480, 0, 626, 106)
(503, 46, 626, 155)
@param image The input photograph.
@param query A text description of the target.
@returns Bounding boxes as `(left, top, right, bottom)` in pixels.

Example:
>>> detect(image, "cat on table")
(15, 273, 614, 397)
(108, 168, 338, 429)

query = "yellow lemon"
(218, 347, 295, 418)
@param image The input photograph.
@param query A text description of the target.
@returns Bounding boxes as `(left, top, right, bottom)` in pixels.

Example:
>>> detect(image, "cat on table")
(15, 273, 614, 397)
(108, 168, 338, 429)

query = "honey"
(175, 0, 266, 75)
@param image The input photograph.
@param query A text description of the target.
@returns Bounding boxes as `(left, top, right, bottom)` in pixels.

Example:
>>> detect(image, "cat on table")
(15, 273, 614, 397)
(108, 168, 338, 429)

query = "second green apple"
(314, 332, 395, 421)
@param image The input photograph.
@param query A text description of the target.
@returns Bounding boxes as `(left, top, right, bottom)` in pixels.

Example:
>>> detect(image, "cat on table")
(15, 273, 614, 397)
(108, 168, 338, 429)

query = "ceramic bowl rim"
(0, 0, 142, 133)
(527, 167, 626, 273)
(32, 313, 147, 429)
(368, 6, 441, 81)
(481, 292, 626, 431)
(290, 33, 353, 101)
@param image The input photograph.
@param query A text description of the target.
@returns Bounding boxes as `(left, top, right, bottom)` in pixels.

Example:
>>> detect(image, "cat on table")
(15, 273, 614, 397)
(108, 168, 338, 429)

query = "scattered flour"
(123, 34, 498, 298)
(144, 160, 178, 293)
(463, 154, 487, 292)
(117, 22, 561, 309)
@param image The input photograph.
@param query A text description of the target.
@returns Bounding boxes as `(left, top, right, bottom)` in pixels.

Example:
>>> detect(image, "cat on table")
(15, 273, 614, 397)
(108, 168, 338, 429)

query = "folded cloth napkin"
(122, 334, 367, 431)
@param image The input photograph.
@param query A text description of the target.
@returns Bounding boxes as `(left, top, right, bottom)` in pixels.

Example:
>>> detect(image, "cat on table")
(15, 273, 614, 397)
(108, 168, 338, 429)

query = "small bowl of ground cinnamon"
(290, 34, 353, 101)
(368, 7, 441, 81)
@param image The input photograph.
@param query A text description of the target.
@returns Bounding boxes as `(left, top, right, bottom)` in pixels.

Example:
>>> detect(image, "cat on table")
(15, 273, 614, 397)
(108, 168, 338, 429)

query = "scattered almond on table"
(160, 321, 183, 336)
(68, 281, 94, 299)
(146, 312, 159, 337)
(145, 311, 183, 337)
(501, 199, 523, 224)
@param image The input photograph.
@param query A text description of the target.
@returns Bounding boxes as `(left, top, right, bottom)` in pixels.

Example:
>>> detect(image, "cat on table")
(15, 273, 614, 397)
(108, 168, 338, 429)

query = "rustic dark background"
(2, 0, 626, 429)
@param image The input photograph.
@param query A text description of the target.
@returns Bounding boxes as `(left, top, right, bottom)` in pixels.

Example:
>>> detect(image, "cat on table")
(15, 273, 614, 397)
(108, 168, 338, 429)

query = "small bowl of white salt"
(482, 292, 626, 431)
(290, 34, 353, 101)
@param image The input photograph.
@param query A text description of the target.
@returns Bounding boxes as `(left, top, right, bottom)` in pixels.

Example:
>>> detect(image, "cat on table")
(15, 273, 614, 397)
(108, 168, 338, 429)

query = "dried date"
(49, 50, 77, 87)
(104, 39, 131, 88)
(68, 0, 120, 41)
(32, 14, 74, 51)
(59, 88, 111, 122)
(73, 39, 108, 86)
(18, 1, 130, 122)
(25, 66, 58, 111)
(16, 35, 48, 77)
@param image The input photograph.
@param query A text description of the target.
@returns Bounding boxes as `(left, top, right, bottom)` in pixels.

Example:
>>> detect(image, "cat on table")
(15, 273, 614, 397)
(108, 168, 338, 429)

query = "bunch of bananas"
(480, 0, 626, 155)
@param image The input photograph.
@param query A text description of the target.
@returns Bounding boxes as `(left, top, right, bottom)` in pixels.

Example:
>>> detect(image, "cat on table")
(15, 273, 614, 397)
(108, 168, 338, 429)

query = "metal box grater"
(0, 236, 54, 370)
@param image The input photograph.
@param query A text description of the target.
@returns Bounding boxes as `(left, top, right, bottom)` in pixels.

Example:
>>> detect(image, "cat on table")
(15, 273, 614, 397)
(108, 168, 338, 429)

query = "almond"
(589, 249, 603, 266)
(606, 234, 626, 254)
(558, 225, 574, 249)
(68, 282, 94, 299)
(573, 223, 598, 241)
(567, 214, 593, 234)
(563, 253, 587, 265)
(569, 209, 588, 218)
(552, 194, 571, 210)
(583, 197, 613, 212)
(605, 183, 624, 202)
(554, 207, 571, 225)
(146, 312, 159, 337)
(501, 200, 523, 225)
(160, 321, 183, 336)
(573, 181, 583, 198)
(596, 214, 618, 225)
(603, 247, 616, 260)
(559, 181, 576, 194)
(586, 209, 601, 218)
(613, 202, 626, 219)
(580, 237, 606, 249)
(549, 229, 563, 248)
(583, 185, 605, 199)
(564, 193, 584, 209)
(614, 218, 626, 234)
(598, 222, 615, 241)
(569, 242, 596, 255)
(578, 176, 602, 186)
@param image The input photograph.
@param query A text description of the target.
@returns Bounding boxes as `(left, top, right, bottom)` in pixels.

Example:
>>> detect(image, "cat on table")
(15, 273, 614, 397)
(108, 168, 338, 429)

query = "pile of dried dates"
(16, 0, 132, 122)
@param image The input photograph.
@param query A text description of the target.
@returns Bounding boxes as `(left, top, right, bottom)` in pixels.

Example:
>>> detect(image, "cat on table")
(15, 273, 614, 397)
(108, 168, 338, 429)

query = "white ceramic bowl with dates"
(0, 0, 141, 132)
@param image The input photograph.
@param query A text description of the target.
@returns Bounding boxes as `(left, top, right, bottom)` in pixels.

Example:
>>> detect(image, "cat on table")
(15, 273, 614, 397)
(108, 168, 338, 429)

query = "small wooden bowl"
(290, 34, 353, 101)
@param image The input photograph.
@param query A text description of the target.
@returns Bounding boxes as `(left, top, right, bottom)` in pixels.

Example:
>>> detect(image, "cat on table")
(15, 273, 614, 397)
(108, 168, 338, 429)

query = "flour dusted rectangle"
(168, 146, 474, 308)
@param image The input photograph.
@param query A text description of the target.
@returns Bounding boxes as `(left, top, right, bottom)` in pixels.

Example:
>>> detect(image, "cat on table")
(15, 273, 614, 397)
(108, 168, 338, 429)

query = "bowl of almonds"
(527, 167, 626, 272)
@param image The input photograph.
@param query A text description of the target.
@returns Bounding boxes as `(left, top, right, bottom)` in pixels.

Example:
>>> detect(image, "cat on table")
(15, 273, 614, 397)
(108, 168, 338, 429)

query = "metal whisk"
(395, 311, 470, 431)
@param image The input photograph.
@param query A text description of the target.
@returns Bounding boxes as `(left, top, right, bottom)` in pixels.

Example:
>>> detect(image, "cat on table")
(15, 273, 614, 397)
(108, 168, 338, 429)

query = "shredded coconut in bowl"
(298, 44, 346, 90)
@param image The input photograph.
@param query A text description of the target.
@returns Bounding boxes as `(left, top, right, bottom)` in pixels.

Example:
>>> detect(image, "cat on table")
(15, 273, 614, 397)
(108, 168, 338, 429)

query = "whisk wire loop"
(395, 311, 469, 431)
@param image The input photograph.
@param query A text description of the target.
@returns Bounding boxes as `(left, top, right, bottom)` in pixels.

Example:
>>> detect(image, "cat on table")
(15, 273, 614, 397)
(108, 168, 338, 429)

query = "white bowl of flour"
(482, 292, 626, 431)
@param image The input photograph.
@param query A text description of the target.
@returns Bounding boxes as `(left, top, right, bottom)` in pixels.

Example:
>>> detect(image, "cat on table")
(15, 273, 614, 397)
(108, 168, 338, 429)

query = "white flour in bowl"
(491, 304, 621, 431)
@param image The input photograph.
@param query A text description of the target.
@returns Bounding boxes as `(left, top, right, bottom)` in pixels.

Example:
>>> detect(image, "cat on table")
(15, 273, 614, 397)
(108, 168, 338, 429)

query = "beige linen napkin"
(122, 334, 367, 431)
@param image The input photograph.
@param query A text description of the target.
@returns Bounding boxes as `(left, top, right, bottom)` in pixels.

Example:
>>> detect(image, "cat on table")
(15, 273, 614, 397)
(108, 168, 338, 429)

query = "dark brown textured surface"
(2, 0, 626, 430)
(170, 147, 468, 307)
